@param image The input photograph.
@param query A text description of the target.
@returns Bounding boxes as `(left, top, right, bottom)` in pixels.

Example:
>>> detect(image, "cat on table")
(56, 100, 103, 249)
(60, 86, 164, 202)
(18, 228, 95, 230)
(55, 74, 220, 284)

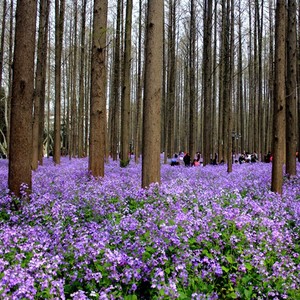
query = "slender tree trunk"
(88, 0, 108, 177)
(218, 0, 225, 163)
(8, 0, 37, 199)
(142, 0, 163, 188)
(134, 0, 143, 164)
(110, 0, 122, 161)
(54, 0, 65, 164)
(203, 0, 212, 166)
(286, 0, 297, 176)
(166, 0, 176, 159)
(120, 0, 133, 167)
(71, 0, 78, 158)
(6, 0, 14, 157)
(226, 0, 234, 173)
(78, 0, 87, 158)
(0, 0, 7, 90)
(32, 0, 50, 170)
(271, 0, 286, 194)
(189, 0, 196, 160)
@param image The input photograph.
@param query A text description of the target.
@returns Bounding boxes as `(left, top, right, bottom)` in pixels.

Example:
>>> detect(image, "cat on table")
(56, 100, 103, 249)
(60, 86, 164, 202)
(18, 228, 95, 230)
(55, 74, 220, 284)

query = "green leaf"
(244, 287, 253, 299)
(222, 265, 229, 273)
(124, 295, 137, 300)
(245, 262, 253, 271)
(226, 255, 234, 264)
(227, 292, 237, 299)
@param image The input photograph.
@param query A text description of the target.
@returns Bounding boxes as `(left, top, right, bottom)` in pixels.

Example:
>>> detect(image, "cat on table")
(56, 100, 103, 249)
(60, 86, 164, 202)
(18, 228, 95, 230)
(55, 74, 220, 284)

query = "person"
(192, 158, 200, 166)
(212, 153, 218, 165)
(239, 154, 245, 164)
(171, 153, 179, 166)
(265, 151, 271, 163)
(183, 152, 191, 166)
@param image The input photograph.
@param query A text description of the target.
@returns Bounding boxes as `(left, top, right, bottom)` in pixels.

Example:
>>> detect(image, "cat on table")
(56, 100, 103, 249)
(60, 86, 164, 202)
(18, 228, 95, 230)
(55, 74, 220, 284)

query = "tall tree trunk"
(286, 0, 297, 177)
(166, 0, 176, 159)
(134, 0, 143, 164)
(88, 0, 108, 177)
(226, 0, 234, 173)
(54, 0, 65, 164)
(218, 0, 225, 163)
(238, 0, 244, 154)
(142, 0, 163, 188)
(120, 0, 133, 167)
(0, 0, 7, 90)
(6, 0, 14, 157)
(32, 0, 50, 170)
(70, 0, 78, 158)
(271, 0, 286, 194)
(8, 0, 37, 199)
(203, 0, 212, 166)
(110, 1, 122, 161)
(78, 0, 87, 158)
(189, 0, 196, 160)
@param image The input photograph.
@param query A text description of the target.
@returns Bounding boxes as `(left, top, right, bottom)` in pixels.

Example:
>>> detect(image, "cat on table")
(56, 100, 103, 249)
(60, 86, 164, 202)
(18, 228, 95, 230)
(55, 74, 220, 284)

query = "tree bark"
(285, 0, 297, 177)
(142, 0, 163, 188)
(120, 0, 133, 167)
(32, 0, 50, 170)
(8, 0, 37, 199)
(271, 0, 286, 194)
(54, 0, 65, 164)
(88, 0, 108, 177)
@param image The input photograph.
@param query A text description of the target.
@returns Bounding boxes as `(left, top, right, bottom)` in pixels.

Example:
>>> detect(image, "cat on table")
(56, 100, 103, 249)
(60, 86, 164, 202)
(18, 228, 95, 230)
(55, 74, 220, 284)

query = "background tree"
(188, 0, 196, 160)
(54, 0, 65, 164)
(286, 0, 297, 177)
(120, 0, 133, 167)
(0, 0, 7, 90)
(88, 0, 108, 177)
(78, 0, 87, 158)
(32, 0, 50, 170)
(202, 0, 212, 166)
(142, 0, 163, 188)
(8, 0, 37, 198)
(271, 0, 286, 194)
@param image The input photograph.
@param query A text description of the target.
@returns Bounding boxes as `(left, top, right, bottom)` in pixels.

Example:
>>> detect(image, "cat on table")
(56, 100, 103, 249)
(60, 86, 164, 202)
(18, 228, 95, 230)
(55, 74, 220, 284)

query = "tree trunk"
(142, 0, 163, 188)
(110, 0, 122, 161)
(54, 0, 65, 164)
(203, 0, 212, 166)
(0, 0, 7, 90)
(32, 0, 50, 170)
(8, 0, 37, 199)
(88, 0, 108, 177)
(120, 0, 133, 167)
(134, 0, 143, 164)
(189, 0, 196, 160)
(271, 0, 286, 194)
(166, 0, 176, 159)
(285, 0, 297, 177)
(78, 0, 87, 158)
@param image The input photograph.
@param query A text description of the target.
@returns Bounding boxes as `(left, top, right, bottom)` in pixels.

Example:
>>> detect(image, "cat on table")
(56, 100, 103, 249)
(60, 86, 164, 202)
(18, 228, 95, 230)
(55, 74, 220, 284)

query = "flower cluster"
(0, 158, 299, 299)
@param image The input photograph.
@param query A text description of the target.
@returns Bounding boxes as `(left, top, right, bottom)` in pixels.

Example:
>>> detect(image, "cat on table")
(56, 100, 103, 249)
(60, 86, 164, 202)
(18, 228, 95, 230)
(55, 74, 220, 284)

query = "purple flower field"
(0, 158, 299, 299)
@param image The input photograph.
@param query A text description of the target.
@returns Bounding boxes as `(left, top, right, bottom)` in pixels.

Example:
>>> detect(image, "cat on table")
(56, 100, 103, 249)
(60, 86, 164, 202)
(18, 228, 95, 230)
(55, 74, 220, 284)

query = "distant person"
(265, 151, 271, 163)
(183, 153, 191, 166)
(192, 159, 200, 166)
(239, 155, 245, 164)
(171, 154, 179, 166)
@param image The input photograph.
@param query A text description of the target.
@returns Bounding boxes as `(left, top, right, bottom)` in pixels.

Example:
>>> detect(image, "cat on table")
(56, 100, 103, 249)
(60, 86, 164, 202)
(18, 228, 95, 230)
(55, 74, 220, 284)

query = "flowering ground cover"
(0, 157, 299, 300)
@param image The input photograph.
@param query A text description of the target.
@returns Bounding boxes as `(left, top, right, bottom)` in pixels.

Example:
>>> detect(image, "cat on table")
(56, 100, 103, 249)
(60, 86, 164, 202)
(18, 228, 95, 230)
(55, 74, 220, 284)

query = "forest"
(0, 0, 299, 299)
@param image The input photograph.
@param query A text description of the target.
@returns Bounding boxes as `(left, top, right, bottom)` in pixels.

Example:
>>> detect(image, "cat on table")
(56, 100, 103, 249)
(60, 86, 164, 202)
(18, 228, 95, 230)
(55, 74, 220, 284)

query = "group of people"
(171, 152, 205, 167)
(238, 151, 258, 164)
